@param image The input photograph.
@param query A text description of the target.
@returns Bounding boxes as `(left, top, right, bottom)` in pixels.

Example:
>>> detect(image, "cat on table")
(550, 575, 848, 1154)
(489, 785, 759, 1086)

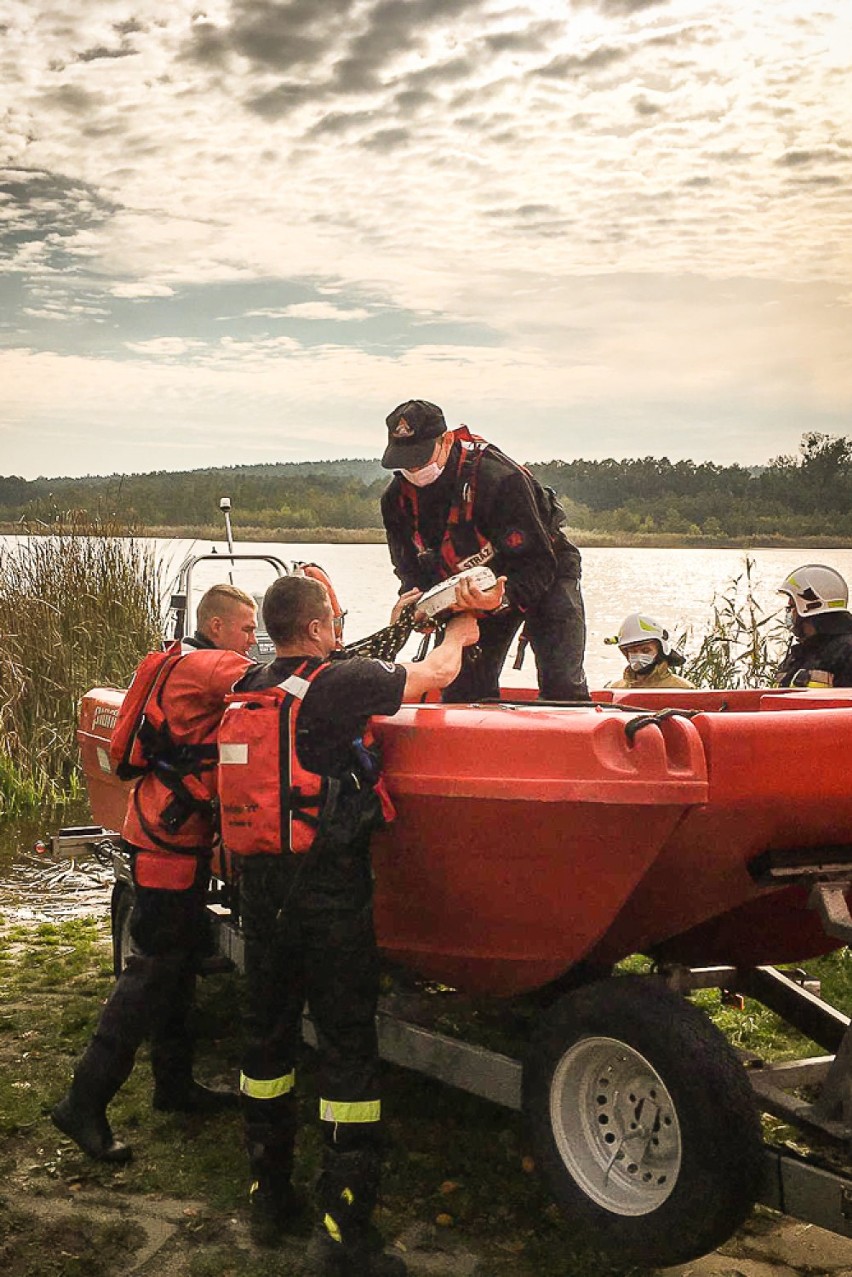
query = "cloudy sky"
(1, 0, 850, 479)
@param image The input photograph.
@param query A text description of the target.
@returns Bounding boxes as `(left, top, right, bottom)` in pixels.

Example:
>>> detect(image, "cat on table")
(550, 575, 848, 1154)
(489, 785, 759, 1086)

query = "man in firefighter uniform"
(775, 563, 852, 688)
(222, 574, 478, 1274)
(51, 584, 258, 1162)
(380, 398, 589, 702)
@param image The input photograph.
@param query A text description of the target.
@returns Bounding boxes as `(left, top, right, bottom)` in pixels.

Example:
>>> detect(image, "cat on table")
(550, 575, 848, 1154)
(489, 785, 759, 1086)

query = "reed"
(682, 555, 788, 689)
(0, 516, 162, 819)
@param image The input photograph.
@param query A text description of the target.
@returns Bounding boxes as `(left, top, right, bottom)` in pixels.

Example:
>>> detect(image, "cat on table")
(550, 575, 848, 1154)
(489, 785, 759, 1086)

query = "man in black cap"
(380, 399, 589, 702)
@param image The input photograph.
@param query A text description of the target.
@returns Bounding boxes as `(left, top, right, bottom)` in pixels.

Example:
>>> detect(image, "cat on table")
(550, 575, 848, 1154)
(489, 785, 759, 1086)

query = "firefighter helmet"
(605, 612, 673, 657)
(778, 564, 849, 617)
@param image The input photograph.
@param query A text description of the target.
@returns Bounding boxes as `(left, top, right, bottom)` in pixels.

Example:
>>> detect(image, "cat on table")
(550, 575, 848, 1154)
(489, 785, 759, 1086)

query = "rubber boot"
(153, 1078, 240, 1114)
(305, 1147, 406, 1276)
(304, 1229, 407, 1276)
(150, 1022, 239, 1114)
(247, 1133, 306, 1247)
(51, 1082, 131, 1164)
(51, 1022, 136, 1162)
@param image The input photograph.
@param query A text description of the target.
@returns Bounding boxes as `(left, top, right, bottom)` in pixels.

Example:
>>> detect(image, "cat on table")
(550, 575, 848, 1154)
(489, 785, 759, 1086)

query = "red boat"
(77, 682, 852, 995)
(65, 543, 852, 1269)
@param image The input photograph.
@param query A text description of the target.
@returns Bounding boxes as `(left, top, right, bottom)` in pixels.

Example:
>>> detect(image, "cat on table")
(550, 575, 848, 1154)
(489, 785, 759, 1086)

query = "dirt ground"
(3, 1170, 852, 1277)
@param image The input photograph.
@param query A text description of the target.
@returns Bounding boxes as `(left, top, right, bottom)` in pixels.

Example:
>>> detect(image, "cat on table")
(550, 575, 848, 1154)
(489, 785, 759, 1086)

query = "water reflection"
(0, 802, 114, 925)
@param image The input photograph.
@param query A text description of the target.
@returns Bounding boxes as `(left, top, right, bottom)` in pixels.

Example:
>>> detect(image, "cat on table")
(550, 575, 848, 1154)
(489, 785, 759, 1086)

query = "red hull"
(77, 686, 851, 997)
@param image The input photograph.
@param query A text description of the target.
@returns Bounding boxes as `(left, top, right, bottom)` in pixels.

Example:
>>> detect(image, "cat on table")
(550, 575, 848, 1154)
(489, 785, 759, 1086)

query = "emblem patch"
(504, 529, 525, 550)
(393, 416, 415, 438)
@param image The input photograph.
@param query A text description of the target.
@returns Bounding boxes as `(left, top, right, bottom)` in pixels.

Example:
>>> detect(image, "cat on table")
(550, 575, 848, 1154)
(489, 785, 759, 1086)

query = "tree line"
(2, 432, 851, 539)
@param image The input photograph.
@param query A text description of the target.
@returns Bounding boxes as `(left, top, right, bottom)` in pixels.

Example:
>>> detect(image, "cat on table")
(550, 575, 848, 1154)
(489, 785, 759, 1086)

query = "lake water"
(151, 538, 852, 689)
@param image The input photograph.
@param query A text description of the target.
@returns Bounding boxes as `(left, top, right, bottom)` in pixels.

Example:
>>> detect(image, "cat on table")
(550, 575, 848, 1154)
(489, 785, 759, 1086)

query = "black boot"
(153, 1078, 239, 1114)
(249, 1176, 309, 1246)
(304, 1228, 407, 1276)
(307, 1147, 405, 1275)
(51, 1092, 132, 1163)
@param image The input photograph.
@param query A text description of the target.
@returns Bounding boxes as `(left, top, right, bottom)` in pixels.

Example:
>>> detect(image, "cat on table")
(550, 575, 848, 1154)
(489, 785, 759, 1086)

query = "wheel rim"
(549, 1034, 682, 1216)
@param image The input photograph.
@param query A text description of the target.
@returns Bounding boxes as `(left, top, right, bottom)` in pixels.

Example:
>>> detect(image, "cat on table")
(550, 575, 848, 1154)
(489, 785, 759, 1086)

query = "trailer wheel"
(111, 883, 135, 977)
(523, 975, 764, 1267)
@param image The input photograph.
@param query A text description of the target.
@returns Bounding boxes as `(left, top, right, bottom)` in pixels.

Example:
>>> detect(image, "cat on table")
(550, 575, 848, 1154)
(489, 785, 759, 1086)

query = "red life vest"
(396, 426, 496, 581)
(111, 639, 218, 827)
(217, 659, 394, 857)
(118, 643, 249, 885)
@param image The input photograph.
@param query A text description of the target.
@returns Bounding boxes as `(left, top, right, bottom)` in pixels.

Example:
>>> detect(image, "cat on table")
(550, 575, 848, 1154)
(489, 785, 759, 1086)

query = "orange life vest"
(217, 659, 395, 857)
(111, 639, 219, 835)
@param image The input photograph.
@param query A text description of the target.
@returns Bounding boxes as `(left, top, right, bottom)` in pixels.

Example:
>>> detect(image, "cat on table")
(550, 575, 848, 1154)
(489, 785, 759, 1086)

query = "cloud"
(777, 148, 848, 167)
(124, 336, 207, 356)
(110, 282, 177, 299)
(246, 302, 371, 321)
(76, 44, 137, 64)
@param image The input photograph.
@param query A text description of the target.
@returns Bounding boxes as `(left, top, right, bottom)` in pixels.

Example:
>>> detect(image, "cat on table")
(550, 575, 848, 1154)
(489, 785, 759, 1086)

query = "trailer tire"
(523, 975, 764, 1267)
(111, 883, 135, 977)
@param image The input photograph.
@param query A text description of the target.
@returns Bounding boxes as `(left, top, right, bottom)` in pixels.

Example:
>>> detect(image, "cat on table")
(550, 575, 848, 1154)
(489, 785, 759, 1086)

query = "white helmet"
(778, 564, 849, 617)
(605, 612, 673, 657)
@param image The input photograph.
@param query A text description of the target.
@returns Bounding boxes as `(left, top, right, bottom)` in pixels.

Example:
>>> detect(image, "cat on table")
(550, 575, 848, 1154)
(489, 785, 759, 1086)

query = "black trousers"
(238, 842, 382, 1200)
(443, 575, 590, 702)
(70, 848, 210, 1105)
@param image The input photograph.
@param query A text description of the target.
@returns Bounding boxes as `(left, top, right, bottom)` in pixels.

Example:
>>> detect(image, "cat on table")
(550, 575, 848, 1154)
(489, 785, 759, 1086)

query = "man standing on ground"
(219, 574, 478, 1274)
(379, 399, 589, 702)
(52, 583, 258, 1162)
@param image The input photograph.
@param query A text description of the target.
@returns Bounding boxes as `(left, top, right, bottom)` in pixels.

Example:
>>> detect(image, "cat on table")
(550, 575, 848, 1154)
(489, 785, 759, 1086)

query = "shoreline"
(4, 523, 852, 550)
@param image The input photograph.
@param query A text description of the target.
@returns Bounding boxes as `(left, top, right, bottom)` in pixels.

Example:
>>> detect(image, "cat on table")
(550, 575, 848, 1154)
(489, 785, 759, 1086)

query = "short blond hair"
(196, 583, 255, 632)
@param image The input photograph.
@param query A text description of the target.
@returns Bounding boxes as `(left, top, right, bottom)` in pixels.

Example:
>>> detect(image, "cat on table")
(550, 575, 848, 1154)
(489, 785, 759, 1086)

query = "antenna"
(219, 496, 235, 583)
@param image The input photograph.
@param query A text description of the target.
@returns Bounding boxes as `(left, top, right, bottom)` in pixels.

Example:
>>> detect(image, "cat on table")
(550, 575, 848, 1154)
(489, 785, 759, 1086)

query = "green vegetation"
(3, 430, 852, 542)
(682, 556, 787, 689)
(0, 916, 652, 1277)
(0, 516, 162, 819)
(0, 915, 849, 1274)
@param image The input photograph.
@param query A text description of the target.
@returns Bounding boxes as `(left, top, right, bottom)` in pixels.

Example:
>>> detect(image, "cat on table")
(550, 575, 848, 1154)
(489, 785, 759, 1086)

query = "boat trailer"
(50, 824, 852, 1250)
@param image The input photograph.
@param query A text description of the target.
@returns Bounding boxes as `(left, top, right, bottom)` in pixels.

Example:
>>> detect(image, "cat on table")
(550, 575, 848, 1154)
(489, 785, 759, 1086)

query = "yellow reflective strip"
(240, 1070, 295, 1099)
(323, 1213, 343, 1244)
(341, 1187, 354, 1205)
(319, 1097, 381, 1124)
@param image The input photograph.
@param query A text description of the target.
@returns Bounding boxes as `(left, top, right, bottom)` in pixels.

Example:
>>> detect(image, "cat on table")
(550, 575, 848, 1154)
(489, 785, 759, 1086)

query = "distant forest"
(1, 432, 851, 541)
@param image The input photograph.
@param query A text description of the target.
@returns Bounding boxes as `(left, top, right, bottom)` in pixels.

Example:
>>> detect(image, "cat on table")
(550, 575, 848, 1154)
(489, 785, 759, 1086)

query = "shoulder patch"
(503, 528, 526, 550)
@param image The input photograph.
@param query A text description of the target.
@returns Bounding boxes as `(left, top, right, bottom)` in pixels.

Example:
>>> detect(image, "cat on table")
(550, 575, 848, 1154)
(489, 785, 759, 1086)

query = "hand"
(445, 613, 480, 647)
(390, 587, 423, 625)
(453, 574, 507, 613)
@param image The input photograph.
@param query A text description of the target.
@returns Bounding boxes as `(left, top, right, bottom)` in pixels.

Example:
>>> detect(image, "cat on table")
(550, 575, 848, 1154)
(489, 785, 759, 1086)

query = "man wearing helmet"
(775, 564, 852, 688)
(605, 613, 695, 690)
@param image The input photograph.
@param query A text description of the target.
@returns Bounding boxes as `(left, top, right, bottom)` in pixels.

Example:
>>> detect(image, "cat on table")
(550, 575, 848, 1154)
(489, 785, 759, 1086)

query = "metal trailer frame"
(50, 824, 852, 1242)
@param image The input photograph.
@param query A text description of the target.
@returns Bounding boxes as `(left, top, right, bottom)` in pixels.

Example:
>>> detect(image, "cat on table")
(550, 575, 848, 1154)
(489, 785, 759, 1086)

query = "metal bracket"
(810, 881, 852, 944)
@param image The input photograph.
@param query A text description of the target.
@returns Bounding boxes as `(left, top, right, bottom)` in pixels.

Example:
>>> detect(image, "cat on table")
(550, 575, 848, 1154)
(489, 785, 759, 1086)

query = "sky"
(1, 0, 851, 480)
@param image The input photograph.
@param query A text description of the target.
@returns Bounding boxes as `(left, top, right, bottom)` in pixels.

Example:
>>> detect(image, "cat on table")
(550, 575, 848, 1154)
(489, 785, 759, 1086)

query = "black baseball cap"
(381, 399, 447, 470)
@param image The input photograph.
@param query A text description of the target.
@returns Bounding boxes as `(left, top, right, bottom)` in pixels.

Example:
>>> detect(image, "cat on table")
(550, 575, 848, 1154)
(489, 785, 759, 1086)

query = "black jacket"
(381, 441, 581, 613)
(776, 615, 852, 688)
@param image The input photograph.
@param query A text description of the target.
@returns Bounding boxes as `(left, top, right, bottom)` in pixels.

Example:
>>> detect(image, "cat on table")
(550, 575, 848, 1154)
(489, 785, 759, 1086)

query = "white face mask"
(783, 609, 798, 632)
(627, 651, 656, 672)
(401, 461, 444, 487)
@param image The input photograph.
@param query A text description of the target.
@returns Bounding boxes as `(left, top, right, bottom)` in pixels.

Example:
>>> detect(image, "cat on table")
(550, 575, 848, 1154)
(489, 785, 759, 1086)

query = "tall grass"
(0, 517, 162, 819)
(682, 555, 788, 689)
